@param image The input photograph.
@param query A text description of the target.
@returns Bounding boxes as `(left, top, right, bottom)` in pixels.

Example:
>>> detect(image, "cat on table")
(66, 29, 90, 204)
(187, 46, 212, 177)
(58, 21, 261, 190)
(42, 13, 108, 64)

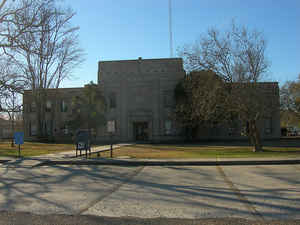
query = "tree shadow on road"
(0, 160, 299, 220)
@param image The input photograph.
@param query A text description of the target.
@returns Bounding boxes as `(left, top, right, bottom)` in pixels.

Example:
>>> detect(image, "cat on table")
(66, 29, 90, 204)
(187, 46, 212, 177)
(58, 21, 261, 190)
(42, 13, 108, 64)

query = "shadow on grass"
(134, 138, 300, 148)
(261, 148, 300, 154)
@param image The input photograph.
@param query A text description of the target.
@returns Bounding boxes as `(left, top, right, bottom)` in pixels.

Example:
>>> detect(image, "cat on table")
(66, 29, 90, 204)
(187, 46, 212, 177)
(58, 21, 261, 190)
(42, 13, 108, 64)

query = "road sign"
(14, 132, 24, 145)
(77, 142, 86, 150)
(75, 130, 91, 158)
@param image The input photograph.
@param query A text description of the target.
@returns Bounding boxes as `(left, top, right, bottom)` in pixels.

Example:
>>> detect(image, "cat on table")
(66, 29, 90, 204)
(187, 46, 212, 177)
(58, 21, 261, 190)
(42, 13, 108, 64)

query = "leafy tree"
(280, 74, 300, 127)
(178, 22, 271, 151)
(67, 82, 106, 140)
(174, 70, 228, 140)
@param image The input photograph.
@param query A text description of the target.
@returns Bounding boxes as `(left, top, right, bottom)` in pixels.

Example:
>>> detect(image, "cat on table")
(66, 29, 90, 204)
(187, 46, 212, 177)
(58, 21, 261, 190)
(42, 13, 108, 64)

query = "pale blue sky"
(61, 0, 300, 87)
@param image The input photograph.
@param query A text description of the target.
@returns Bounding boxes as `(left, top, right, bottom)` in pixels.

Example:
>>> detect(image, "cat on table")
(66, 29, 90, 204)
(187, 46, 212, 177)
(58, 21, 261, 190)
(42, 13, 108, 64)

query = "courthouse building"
(23, 57, 281, 142)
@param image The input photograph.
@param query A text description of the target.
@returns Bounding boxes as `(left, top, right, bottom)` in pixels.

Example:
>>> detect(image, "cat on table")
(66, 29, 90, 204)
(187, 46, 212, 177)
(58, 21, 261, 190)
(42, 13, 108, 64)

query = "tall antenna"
(169, 0, 173, 58)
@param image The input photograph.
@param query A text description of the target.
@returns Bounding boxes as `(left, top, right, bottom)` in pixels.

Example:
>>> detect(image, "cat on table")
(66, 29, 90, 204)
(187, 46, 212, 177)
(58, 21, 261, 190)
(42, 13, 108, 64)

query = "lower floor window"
(29, 122, 37, 136)
(264, 117, 272, 134)
(165, 120, 172, 135)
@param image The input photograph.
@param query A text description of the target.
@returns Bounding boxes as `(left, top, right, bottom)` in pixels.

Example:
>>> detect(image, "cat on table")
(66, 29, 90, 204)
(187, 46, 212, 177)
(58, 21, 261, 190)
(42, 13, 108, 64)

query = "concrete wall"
(23, 57, 281, 143)
(23, 88, 83, 140)
(97, 57, 185, 142)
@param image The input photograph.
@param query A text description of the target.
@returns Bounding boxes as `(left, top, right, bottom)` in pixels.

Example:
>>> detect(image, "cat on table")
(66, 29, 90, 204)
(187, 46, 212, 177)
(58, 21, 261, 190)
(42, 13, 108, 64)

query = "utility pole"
(169, 0, 173, 58)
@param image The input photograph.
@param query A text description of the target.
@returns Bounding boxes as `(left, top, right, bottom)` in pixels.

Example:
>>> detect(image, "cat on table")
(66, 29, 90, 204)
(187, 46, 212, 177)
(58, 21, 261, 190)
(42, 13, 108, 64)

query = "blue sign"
(14, 132, 24, 145)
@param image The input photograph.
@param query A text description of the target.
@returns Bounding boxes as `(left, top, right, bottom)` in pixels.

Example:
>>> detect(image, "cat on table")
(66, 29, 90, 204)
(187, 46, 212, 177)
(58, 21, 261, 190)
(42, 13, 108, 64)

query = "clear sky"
(61, 0, 300, 88)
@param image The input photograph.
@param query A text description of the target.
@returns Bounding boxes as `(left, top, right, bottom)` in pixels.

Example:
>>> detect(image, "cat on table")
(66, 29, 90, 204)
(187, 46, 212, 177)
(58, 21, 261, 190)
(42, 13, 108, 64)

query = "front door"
(133, 122, 148, 141)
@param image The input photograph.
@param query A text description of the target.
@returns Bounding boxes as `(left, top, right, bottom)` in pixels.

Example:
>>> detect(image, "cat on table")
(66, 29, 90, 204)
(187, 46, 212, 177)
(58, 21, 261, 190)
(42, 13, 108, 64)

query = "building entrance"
(133, 122, 148, 141)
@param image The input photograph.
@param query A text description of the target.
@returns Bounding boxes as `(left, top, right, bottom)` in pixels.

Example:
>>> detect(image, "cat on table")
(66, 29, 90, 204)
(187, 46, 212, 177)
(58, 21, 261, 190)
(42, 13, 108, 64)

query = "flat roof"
(23, 87, 83, 93)
(99, 57, 182, 63)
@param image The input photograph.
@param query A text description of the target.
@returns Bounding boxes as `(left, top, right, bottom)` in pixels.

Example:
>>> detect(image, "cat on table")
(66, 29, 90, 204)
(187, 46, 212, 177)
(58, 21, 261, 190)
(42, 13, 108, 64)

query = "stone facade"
(23, 88, 83, 141)
(97, 57, 185, 142)
(23, 57, 281, 142)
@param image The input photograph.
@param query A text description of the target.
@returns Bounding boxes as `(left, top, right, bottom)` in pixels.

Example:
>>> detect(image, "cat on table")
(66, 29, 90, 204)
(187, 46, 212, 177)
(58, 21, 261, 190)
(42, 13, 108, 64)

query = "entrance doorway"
(133, 122, 148, 141)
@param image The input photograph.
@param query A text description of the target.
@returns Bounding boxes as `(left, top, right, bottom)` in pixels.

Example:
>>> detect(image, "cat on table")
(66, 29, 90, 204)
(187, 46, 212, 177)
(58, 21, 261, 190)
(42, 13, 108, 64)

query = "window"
(264, 117, 272, 134)
(45, 120, 53, 135)
(107, 120, 116, 133)
(109, 93, 116, 109)
(45, 101, 52, 112)
(228, 127, 239, 136)
(60, 124, 69, 135)
(30, 122, 37, 136)
(164, 91, 173, 108)
(30, 102, 36, 112)
(61, 100, 68, 112)
(164, 120, 172, 135)
(24, 104, 29, 113)
(241, 123, 248, 136)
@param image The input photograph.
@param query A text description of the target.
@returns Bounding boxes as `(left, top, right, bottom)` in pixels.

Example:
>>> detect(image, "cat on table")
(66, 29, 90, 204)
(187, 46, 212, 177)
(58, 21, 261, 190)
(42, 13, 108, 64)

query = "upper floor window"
(30, 102, 36, 112)
(61, 100, 68, 112)
(109, 93, 116, 109)
(45, 100, 52, 112)
(164, 91, 173, 108)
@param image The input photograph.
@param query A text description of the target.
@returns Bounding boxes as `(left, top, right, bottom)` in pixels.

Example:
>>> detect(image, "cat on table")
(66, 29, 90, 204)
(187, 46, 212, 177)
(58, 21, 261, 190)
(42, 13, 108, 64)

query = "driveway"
(0, 161, 299, 221)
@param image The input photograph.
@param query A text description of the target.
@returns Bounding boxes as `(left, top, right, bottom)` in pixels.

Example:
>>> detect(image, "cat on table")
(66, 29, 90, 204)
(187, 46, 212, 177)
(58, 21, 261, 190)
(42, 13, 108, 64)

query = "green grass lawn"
(94, 144, 300, 159)
(0, 141, 76, 157)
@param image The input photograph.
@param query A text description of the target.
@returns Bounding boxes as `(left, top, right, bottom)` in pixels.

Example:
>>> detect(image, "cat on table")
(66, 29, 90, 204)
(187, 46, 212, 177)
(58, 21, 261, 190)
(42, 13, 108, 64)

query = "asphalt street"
(0, 161, 299, 222)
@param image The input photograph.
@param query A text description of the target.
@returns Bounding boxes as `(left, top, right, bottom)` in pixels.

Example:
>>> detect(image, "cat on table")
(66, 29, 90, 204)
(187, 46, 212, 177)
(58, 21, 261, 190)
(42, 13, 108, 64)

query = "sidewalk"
(0, 143, 132, 167)
(1, 143, 300, 167)
(38, 156, 300, 167)
(35, 143, 132, 159)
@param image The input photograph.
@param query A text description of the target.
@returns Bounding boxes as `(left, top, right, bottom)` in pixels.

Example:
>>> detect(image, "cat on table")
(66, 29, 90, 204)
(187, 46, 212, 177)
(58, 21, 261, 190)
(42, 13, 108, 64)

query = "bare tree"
(0, 85, 22, 146)
(0, 57, 24, 145)
(178, 23, 271, 151)
(0, 0, 60, 106)
(5, 0, 84, 137)
(0, 0, 33, 93)
(0, 0, 49, 52)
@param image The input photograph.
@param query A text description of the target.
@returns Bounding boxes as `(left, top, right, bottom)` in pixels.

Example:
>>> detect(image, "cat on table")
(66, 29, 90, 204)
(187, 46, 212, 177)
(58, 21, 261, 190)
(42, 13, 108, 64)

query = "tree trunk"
(50, 92, 58, 143)
(10, 116, 15, 147)
(37, 113, 43, 138)
(249, 120, 262, 152)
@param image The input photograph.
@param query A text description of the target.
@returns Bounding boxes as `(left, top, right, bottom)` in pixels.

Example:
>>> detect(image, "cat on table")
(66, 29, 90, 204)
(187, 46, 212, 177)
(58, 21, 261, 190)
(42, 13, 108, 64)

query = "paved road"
(0, 161, 299, 222)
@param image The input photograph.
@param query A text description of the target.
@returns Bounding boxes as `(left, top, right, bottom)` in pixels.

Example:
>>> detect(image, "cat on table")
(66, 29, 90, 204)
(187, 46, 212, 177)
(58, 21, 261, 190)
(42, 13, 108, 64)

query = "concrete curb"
(37, 159, 300, 167)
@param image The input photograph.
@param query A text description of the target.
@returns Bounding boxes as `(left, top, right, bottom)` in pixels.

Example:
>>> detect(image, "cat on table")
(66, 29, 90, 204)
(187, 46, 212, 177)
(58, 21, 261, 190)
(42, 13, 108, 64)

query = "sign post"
(107, 120, 115, 158)
(14, 132, 24, 158)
